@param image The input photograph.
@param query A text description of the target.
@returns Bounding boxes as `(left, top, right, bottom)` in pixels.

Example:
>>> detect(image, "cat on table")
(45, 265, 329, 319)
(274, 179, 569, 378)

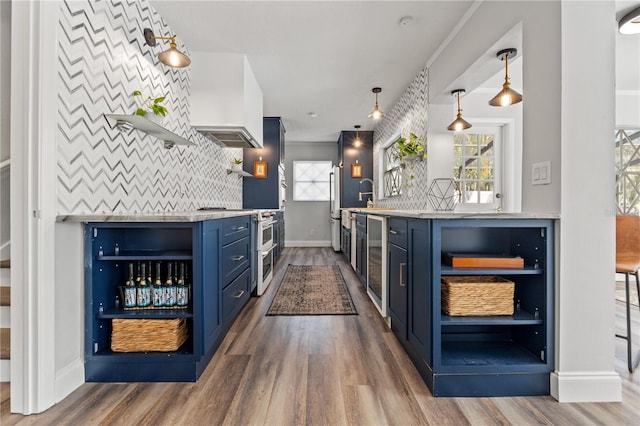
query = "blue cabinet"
(388, 241, 407, 339)
(337, 130, 373, 208)
(84, 216, 253, 382)
(388, 218, 554, 397)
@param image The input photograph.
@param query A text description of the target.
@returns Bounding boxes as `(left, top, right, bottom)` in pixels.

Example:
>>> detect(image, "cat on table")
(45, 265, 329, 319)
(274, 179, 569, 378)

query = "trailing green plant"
(132, 90, 168, 117)
(397, 133, 427, 163)
(232, 158, 243, 165)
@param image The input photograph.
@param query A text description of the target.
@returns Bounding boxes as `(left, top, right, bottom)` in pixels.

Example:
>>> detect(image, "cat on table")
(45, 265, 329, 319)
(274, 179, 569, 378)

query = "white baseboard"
(0, 359, 9, 382)
(550, 371, 622, 402)
(54, 358, 84, 403)
(285, 240, 332, 248)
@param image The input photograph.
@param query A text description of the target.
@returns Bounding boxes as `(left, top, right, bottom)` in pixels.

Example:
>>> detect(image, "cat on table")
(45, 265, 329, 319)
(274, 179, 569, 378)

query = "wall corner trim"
(550, 371, 622, 402)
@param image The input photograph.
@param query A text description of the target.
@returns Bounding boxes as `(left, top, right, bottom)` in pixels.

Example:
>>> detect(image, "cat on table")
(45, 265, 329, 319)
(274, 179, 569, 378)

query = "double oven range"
(255, 210, 278, 296)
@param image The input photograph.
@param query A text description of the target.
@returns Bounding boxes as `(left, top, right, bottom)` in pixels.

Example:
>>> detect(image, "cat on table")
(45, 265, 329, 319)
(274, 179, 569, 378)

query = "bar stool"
(615, 215, 640, 372)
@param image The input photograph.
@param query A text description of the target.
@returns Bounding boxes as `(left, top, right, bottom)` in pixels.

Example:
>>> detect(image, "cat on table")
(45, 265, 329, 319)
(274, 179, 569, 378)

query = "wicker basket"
(441, 276, 515, 316)
(111, 318, 188, 352)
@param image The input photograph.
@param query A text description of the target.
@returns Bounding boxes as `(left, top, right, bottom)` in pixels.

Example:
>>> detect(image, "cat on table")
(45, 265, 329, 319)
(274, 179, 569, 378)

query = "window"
(293, 161, 332, 201)
(453, 126, 502, 210)
(382, 137, 402, 197)
(616, 129, 640, 214)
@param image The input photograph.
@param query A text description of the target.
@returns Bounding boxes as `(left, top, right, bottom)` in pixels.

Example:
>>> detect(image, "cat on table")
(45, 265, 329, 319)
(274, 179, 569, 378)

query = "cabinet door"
(388, 242, 408, 340)
(408, 220, 431, 364)
(201, 224, 220, 354)
(355, 229, 366, 283)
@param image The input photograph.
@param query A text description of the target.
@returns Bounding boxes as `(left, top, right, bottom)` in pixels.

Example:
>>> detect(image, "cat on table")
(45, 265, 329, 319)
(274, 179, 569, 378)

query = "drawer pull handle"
(232, 255, 245, 262)
(232, 290, 245, 299)
(232, 226, 246, 231)
(399, 263, 406, 287)
(389, 229, 399, 235)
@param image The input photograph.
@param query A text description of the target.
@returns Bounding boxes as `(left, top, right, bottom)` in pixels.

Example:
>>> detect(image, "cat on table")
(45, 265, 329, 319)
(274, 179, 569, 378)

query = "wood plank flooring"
(1, 247, 639, 425)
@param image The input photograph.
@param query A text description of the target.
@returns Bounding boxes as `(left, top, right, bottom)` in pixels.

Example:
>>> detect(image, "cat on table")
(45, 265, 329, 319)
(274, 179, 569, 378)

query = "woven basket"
(441, 276, 515, 316)
(111, 318, 188, 352)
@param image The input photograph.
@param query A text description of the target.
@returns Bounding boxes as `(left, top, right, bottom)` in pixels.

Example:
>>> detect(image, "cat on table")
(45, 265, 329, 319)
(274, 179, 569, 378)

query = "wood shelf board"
(0, 286, 9, 306)
(105, 114, 194, 148)
(0, 328, 9, 359)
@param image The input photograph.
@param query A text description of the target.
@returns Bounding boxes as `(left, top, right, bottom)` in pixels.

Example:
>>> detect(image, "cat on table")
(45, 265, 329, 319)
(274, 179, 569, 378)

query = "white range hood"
(190, 52, 263, 148)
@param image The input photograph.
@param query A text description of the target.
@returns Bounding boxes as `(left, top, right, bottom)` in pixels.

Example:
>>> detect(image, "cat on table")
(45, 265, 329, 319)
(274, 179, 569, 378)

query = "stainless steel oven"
(256, 211, 277, 296)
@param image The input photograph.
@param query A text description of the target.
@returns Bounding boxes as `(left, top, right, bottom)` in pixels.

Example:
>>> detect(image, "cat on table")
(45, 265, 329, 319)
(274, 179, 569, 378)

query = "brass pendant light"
(144, 28, 191, 68)
(447, 89, 472, 131)
(369, 87, 384, 120)
(489, 48, 522, 107)
(353, 125, 362, 148)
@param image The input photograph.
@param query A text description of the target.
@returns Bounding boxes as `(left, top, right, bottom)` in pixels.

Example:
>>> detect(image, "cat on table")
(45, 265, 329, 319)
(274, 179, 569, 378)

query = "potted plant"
(231, 158, 243, 172)
(396, 133, 427, 188)
(132, 90, 168, 124)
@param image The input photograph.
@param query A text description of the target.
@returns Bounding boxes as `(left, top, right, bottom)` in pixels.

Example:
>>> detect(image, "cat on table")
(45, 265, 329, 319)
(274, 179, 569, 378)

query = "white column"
(551, 0, 621, 402)
(10, 0, 60, 414)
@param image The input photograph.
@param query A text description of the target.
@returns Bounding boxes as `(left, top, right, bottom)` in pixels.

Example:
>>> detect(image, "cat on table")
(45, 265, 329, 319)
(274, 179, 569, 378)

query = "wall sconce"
(351, 160, 363, 178)
(253, 157, 268, 178)
(619, 6, 640, 34)
(488, 48, 522, 107)
(143, 28, 191, 68)
(369, 87, 384, 120)
(353, 125, 362, 148)
(447, 89, 472, 131)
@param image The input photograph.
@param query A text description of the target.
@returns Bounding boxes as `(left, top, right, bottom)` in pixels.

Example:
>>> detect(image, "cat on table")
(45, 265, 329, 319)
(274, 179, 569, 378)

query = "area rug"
(266, 265, 357, 316)
(615, 281, 640, 307)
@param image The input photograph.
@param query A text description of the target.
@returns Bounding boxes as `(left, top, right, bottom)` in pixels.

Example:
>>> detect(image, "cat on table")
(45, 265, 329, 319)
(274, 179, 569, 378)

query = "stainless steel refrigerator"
(329, 166, 341, 251)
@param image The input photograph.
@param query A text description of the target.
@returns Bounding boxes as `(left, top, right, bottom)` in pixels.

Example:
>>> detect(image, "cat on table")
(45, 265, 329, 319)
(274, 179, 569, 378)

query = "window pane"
(293, 161, 332, 201)
(454, 131, 497, 206)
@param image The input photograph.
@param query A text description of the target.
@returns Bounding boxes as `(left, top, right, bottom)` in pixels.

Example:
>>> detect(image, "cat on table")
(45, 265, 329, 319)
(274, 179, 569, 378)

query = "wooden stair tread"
(0, 286, 9, 307)
(0, 328, 9, 359)
(0, 259, 9, 269)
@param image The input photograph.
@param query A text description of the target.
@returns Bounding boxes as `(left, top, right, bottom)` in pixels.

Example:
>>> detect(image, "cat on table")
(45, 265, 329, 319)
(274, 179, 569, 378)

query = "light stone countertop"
(56, 209, 260, 223)
(343, 208, 560, 220)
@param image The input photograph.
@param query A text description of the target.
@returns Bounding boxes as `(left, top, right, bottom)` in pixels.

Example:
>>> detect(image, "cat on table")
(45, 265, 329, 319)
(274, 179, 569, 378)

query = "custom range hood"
(190, 52, 263, 148)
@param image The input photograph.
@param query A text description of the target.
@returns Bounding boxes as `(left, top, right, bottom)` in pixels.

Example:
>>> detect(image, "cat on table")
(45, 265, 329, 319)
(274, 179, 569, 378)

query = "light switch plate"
(532, 161, 551, 185)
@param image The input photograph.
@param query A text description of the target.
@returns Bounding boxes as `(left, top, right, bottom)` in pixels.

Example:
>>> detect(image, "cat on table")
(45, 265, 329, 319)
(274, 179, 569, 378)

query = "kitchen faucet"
(358, 178, 375, 205)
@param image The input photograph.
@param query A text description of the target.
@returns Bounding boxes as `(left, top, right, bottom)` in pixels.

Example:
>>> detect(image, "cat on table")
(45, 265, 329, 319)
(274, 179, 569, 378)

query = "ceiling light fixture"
(619, 6, 640, 34)
(369, 87, 384, 120)
(144, 28, 191, 68)
(447, 89, 472, 132)
(353, 125, 362, 148)
(488, 48, 522, 107)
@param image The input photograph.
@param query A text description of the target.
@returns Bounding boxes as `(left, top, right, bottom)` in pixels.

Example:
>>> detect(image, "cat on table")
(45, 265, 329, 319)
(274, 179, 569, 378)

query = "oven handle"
(261, 243, 278, 257)
(262, 219, 276, 227)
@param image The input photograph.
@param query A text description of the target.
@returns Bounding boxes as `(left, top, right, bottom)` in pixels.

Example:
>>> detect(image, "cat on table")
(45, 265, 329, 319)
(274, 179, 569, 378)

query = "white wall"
(284, 142, 338, 246)
(615, 31, 640, 128)
(0, 0, 10, 260)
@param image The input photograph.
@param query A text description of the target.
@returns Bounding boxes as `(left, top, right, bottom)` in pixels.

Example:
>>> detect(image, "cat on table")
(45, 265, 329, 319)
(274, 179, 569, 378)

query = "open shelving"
(104, 114, 195, 149)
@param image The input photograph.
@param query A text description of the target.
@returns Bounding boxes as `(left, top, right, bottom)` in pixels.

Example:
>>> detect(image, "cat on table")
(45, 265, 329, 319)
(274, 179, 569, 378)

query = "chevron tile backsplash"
(56, 0, 242, 215)
(374, 66, 430, 210)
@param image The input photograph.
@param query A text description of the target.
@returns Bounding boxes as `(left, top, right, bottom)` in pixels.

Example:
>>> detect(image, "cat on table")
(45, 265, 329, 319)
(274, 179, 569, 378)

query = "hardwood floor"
(1, 247, 639, 425)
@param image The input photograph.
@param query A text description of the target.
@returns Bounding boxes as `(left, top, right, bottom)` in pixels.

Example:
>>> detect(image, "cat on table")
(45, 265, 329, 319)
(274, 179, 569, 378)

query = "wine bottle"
(176, 262, 189, 307)
(164, 262, 176, 307)
(152, 262, 164, 308)
(137, 262, 151, 307)
(123, 263, 137, 308)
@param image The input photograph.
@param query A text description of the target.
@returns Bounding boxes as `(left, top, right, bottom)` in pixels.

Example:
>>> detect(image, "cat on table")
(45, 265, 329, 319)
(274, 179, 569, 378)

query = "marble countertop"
(343, 208, 560, 220)
(56, 209, 260, 223)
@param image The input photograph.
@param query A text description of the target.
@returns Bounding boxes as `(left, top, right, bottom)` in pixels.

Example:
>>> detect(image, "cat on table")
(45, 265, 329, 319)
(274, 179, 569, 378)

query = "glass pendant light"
(144, 28, 191, 68)
(447, 89, 472, 131)
(353, 125, 362, 148)
(369, 87, 384, 120)
(488, 48, 522, 107)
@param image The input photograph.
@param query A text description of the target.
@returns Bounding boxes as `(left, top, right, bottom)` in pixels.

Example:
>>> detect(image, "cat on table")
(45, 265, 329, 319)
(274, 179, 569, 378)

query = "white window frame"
(453, 119, 519, 213)
(292, 160, 332, 202)
(378, 131, 402, 199)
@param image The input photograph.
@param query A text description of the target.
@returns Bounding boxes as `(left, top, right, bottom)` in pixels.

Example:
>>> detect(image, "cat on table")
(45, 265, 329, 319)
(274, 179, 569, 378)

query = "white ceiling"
(150, 0, 475, 143)
(151, 1, 640, 143)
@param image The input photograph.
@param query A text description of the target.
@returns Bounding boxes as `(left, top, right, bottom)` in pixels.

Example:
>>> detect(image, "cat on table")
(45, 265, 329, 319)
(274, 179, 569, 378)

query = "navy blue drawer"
(220, 216, 251, 246)
(388, 218, 408, 248)
(221, 236, 251, 288)
(222, 267, 250, 324)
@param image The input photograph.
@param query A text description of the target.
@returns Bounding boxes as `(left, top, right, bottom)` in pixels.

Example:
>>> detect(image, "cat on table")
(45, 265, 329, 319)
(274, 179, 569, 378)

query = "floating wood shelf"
(105, 114, 195, 149)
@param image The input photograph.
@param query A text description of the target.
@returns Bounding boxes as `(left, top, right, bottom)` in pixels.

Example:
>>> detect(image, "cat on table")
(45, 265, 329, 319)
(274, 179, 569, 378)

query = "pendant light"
(144, 28, 191, 68)
(369, 87, 384, 120)
(488, 48, 522, 107)
(619, 6, 640, 34)
(447, 89, 472, 131)
(353, 125, 362, 148)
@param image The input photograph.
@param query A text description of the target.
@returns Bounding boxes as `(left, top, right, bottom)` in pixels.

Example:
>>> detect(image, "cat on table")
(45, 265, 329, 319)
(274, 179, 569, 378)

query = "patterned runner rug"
(267, 265, 358, 315)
